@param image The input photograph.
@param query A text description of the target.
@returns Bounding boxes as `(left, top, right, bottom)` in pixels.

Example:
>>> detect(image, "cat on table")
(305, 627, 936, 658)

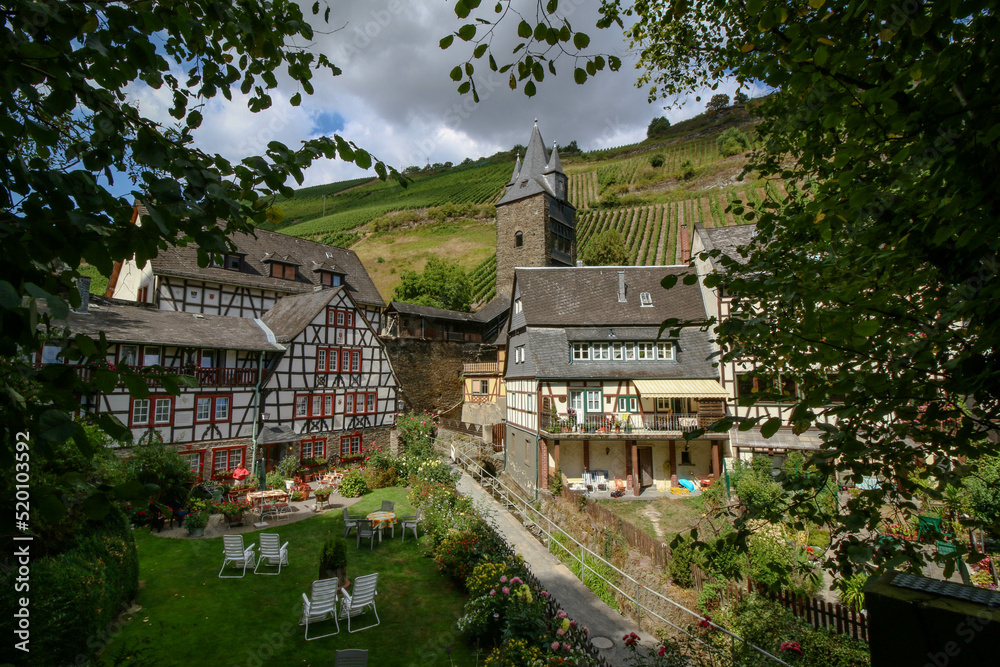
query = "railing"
(435, 436, 791, 667)
(73, 365, 258, 387)
(462, 361, 501, 375)
(540, 412, 707, 436)
(398, 325, 482, 342)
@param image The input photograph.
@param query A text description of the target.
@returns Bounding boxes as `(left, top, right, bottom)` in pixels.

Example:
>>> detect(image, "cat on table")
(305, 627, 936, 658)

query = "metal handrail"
(435, 436, 791, 667)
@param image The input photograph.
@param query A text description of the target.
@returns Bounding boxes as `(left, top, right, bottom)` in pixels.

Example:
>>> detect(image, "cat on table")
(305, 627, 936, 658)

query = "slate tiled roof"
(695, 223, 756, 273)
(498, 122, 557, 206)
(514, 266, 707, 327)
(259, 288, 343, 343)
(150, 227, 385, 307)
(60, 299, 283, 351)
(389, 294, 512, 325)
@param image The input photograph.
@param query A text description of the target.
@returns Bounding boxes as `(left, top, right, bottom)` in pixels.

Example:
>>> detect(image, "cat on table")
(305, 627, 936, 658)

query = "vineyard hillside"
(266, 108, 774, 305)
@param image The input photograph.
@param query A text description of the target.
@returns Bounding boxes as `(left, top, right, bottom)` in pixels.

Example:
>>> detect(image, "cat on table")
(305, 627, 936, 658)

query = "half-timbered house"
(502, 265, 730, 497)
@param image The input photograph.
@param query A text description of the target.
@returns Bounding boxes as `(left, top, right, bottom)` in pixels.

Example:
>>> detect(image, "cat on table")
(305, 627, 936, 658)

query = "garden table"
(366, 511, 396, 541)
(246, 490, 288, 525)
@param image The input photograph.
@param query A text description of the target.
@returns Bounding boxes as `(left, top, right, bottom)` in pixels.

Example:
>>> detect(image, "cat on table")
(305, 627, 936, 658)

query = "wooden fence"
(692, 565, 869, 643)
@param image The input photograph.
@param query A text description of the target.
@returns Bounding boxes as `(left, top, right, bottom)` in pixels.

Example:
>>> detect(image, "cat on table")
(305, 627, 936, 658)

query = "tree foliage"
(706, 93, 731, 111)
(717, 128, 751, 157)
(447, 0, 1000, 575)
(1, 0, 403, 531)
(581, 228, 628, 266)
(646, 116, 671, 139)
(392, 258, 473, 312)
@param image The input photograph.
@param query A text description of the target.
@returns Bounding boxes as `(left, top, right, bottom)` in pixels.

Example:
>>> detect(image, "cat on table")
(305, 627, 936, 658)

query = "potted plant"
(185, 508, 209, 537)
(215, 499, 251, 526)
(314, 487, 333, 502)
(318, 535, 349, 588)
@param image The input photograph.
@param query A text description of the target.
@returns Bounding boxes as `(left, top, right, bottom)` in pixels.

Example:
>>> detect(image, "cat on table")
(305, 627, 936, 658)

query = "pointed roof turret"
(543, 141, 563, 175)
(506, 153, 522, 187)
(498, 120, 555, 206)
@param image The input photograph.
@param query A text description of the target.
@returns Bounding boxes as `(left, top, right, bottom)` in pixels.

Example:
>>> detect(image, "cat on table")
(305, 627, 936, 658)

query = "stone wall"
(382, 338, 492, 416)
(495, 193, 549, 297)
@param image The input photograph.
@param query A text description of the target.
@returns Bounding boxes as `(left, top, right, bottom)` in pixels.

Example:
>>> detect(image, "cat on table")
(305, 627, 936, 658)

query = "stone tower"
(495, 121, 576, 298)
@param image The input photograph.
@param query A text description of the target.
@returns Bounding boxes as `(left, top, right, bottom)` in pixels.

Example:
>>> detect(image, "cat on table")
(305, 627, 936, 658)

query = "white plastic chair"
(301, 577, 339, 640)
(334, 649, 369, 666)
(254, 533, 289, 575)
(343, 507, 362, 538)
(219, 535, 256, 578)
(400, 508, 420, 542)
(339, 573, 380, 633)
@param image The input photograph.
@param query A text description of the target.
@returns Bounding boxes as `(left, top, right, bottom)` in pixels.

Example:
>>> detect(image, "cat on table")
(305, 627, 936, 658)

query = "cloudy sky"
(130, 0, 744, 190)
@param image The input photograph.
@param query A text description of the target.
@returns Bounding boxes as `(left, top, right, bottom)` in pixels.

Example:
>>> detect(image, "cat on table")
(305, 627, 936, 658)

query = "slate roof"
(150, 226, 385, 307)
(514, 266, 707, 327)
(59, 299, 283, 351)
(259, 287, 343, 343)
(389, 294, 512, 325)
(498, 122, 563, 206)
(695, 223, 756, 273)
(505, 266, 716, 381)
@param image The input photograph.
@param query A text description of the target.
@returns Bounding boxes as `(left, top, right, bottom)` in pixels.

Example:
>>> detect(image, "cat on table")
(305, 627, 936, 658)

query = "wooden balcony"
(540, 412, 713, 438)
(463, 362, 501, 375)
(74, 365, 259, 387)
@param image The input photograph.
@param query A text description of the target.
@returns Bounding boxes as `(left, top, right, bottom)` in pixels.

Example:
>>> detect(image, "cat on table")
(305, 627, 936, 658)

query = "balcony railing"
(540, 412, 707, 436)
(463, 362, 501, 375)
(74, 365, 259, 387)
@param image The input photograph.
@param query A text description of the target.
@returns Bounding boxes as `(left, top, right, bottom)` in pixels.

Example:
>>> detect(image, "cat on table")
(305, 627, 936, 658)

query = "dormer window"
(640, 292, 652, 307)
(270, 262, 296, 280)
(514, 298, 522, 314)
(320, 272, 343, 287)
(211, 253, 244, 271)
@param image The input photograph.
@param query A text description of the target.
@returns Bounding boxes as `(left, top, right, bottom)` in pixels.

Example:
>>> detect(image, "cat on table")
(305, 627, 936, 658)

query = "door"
(638, 447, 654, 488)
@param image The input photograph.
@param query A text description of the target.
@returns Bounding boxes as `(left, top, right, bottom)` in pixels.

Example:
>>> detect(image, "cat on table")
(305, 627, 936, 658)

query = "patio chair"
(273, 499, 291, 520)
(582, 472, 594, 494)
(339, 573, 380, 633)
(380, 500, 394, 512)
(254, 533, 289, 575)
(334, 649, 369, 666)
(260, 503, 276, 521)
(935, 540, 972, 585)
(219, 535, 256, 578)
(918, 515, 949, 542)
(343, 507, 363, 538)
(301, 577, 340, 640)
(400, 508, 421, 542)
(593, 471, 608, 491)
(356, 519, 378, 550)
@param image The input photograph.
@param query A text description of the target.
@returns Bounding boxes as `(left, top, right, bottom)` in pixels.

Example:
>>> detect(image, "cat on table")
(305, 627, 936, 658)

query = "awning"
(730, 428, 825, 451)
(632, 379, 728, 398)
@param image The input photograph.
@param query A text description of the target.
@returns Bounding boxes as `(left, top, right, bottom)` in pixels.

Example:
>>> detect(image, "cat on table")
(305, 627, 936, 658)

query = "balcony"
(463, 362, 501, 375)
(74, 365, 259, 387)
(540, 412, 711, 438)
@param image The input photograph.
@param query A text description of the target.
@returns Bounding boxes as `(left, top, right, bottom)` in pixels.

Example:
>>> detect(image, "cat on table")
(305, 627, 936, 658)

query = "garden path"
(457, 472, 658, 667)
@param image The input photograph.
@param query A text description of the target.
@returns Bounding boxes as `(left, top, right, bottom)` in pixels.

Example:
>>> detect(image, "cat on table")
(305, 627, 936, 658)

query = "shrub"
(459, 568, 547, 647)
(549, 466, 563, 496)
(484, 639, 545, 666)
(397, 410, 436, 457)
(364, 465, 399, 489)
(649, 153, 665, 168)
(679, 159, 696, 180)
(698, 581, 726, 614)
(434, 519, 509, 582)
(319, 535, 348, 579)
(0, 506, 138, 666)
(668, 536, 697, 587)
(410, 457, 458, 486)
(338, 470, 370, 498)
(717, 128, 751, 156)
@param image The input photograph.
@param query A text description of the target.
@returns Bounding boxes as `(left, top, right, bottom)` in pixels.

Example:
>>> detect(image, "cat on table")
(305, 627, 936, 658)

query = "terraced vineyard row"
(469, 255, 497, 305)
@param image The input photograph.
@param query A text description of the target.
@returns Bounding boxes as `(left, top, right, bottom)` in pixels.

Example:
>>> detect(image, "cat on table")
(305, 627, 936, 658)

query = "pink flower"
(557, 610, 568, 619)
(551, 642, 560, 651)
(489, 589, 495, 596)
(569, 620, 577, 627)
(562, 643, 570, 651)
(502, 586, 510, 594)
(556, 629, 565, 636)
(541, 591, 550, 597)
(780, 641, 803, 655)
(500, 575, 508, 583)
(511, 577, 522, 585)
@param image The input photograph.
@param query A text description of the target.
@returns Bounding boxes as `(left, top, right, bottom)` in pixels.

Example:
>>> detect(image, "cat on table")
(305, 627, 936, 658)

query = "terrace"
(75, 365, 259, 387)
(540, 412, 718, 439)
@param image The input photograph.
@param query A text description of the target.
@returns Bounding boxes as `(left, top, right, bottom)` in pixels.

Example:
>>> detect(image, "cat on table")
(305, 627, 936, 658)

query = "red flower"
(780, 641, 803, 655)
(699, 615, 713, 628)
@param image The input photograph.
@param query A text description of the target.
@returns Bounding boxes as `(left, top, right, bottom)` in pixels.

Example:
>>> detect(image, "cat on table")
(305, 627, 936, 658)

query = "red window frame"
(181, 449, 206, 476)
(337, 349, 360, 374)
(212, 446, 246, 474)
(326, 308, 355, 328)
(316, 347, 339, 373)
(194, 394, 232, 424)
(117, 344, 164, 367)
(340, 433, 362, 459)
(129, 395, 174, 427)
(345, 392, 377, 415)
(293, 393, 335, 419)
(301, 437, 327, 461)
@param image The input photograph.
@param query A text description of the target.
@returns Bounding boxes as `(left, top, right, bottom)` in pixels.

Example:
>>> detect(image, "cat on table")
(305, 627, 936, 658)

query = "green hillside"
(268, 109, 769, 305)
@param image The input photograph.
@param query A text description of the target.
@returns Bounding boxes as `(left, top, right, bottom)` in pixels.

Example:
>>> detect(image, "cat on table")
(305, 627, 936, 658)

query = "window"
(514, 298, 522, 314)
(332, 349, 362, 373)
(637, 343, 656, 360)
(617, 396, 638, 412)
(624, 343, 636, 361)
(474, 380, 489, 395)
(225, 254, 242, 271)
(142, 346, 161, 367)
(586, 390, 602, 412)
(293, 393, 334, 418)
(199, 349, 216, 368)
(301, 437, 327, 461)
(182, 452, 202, 474)
(340, 433, 362, 458)
(327, 308, 355, 328)
(640, 292, 653, 306)
(680, 448, 692, 465)
(213, 447, 243, 472)
(270, 262, 296, 280)
(130, 396, 173, 427)
(346, 392, 377, 415)
(657, 342, 675, 361)
(569, 390, 584, 413)
(316, 347, 339, 373)
(195, 395, 231, 423)
(736, 372, 798, 401)
(515, 231, 523, 247)
(612, 342, 623, 361)
(592, 343, 610, 360)
(40, 345, 62, 364)
(514, 346, 525, 363)
(572, 343, 590, 361)
(550, 219, 573, 254)
(119, 345, 138, 366)
(656, 397, 685, 413)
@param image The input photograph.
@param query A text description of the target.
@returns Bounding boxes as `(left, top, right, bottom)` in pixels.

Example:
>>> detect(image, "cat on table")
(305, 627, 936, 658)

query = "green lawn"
(595, 495, 705, 542)
(100, 488, 481, 666)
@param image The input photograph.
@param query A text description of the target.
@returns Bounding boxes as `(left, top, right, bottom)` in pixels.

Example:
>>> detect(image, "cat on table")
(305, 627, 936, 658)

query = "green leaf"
(661, 274, 678, 289)
(440, 34, 455, 49)
(450, 66, 463, 81)
(38, 409, 77, 443)
(546, 0, 559, 12)
(853, 319, 880, 337)
(0, 280, 19, 308)
(455, 0, 470, 19)
(747, 0, 763, 13)
(517, 20, 532, 38)
(682, 274, 698, 284)
(760, 417, 783, 438)
(573, 32, 590, 49)
(458, 24, 477, 41)
(290, 92, 301, 106)
(534, 23, 547, 41)
(473, 43, 488, 59)
(524, 80, 536, 97)
(458, 81, 471, 94)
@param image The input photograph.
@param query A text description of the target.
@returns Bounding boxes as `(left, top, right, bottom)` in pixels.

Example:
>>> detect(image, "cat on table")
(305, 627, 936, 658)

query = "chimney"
(680, 224, 690, 264)
(617, 270, 626, 302)
(73, 276, 91, 313)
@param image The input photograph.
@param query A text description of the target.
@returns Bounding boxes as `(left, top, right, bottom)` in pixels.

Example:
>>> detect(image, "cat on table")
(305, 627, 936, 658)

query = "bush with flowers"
(214, 499, 252, 518)
(410, 457, 459, 486)
(397, 409, 436, 458)
(126, 504, 149, 528)
(483, 638, 545, 667)
(434, 519, 510, 583)
(621, 632, 689, 667)
(458, 564, 548, 646)
(338, 470, 370, 498)
(408, 480, 479, 550)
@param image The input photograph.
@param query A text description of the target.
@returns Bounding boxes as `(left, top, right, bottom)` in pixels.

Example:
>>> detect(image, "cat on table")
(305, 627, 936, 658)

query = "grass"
(595, 496, 706, 542)
(99, 488, 483, 666)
